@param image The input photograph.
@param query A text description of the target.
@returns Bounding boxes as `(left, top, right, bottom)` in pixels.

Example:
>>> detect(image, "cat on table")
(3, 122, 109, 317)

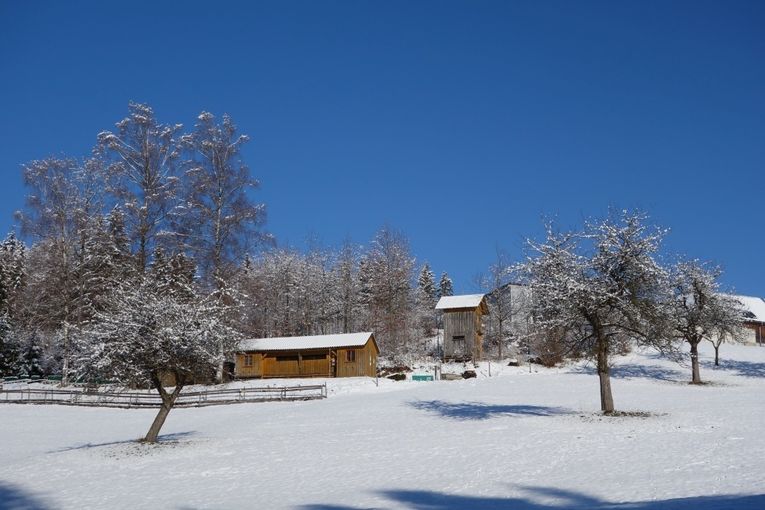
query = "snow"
(238, 332, 374, 351)
(727, 294, 765, 323)
(2, 343, 765, 509)
(435, 294, 485, 310)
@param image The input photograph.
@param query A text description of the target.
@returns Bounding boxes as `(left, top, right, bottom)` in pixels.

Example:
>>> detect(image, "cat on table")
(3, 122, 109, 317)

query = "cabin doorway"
(329, 350, 338, 377)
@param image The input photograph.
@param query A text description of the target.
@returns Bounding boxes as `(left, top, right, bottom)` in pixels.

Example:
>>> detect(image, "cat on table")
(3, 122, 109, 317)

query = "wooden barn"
(436, 294, 489, 361)
(235, 332, 379, 379)
(730, 294, 765, 345)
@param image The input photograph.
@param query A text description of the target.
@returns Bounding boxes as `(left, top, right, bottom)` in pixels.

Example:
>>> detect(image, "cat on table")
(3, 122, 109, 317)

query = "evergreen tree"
(438, 272, 454, 298)
(17, 341, 43, 378)
(417, 263, 437, 302)
(0, 233, 25, 376)
(416, 263, 437, 337)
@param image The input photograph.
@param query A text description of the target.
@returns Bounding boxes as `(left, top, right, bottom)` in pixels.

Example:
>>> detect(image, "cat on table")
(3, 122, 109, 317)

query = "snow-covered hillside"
(1, 343, 764, 509)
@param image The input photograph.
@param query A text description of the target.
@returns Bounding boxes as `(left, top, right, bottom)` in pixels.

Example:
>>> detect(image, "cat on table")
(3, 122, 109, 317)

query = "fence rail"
(0, 384, 327, 408)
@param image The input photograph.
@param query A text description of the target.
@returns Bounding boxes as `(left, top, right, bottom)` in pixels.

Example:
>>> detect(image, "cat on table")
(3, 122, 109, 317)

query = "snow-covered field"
(1, 343, 764, 510)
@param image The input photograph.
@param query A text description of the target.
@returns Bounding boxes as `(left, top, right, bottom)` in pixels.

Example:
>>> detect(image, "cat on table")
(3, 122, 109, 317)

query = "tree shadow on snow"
(703, 359, 765, 378)
(299, 486, 765, 510)
(48, 431, 196, 453)
(575, 364, 685, 382)
(0, 482, 49, 510)
(408, 400, 569, 420)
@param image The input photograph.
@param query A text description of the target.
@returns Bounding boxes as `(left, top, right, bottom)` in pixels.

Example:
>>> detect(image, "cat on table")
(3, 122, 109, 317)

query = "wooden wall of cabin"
(235, 340, 377, 379)
(336, 341, 377, 377)
(235, 353, 264, 378)
(443, 309, 484, 360)
(260, 351, 332, 378)
(743, 322, 765, 344)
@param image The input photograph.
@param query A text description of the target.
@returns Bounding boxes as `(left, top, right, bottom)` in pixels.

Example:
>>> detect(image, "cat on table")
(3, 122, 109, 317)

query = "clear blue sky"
(1, 1, 763, 294)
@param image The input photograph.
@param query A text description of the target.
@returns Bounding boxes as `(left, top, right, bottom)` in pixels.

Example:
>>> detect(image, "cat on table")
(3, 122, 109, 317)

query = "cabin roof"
(727, 294, 765, 323)
(239, 332, 376, 352)
(435, 294, 487, 311)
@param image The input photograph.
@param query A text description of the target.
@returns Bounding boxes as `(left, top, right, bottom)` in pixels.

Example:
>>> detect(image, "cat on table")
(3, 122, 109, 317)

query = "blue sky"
(1, 1, 763, 294)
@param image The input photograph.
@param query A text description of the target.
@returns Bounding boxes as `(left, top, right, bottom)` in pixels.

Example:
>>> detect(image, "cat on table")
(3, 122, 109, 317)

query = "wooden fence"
(0, 384, 327, 408)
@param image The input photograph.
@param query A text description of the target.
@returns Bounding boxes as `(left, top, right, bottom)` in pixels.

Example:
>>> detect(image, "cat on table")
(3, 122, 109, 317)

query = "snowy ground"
(1, 343, 764, 510)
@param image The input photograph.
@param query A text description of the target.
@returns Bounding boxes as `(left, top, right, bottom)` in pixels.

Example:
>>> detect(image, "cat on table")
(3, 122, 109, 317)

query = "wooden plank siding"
(235, 336, 379, 379)
(441, 298, 488, 361)
(336, 342, 378, 377)
(743, 322, 765, 345)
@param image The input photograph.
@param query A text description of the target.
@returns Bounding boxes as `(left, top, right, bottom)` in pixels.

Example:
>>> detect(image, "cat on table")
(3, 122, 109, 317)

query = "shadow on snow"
(0, 482, 49, 510)
(703, 359, 765, 378)
(47, 431, 196, 453)
(299, 486, 765, 510)
(408, 400, 569, 420)
(574, 363, 685, 382)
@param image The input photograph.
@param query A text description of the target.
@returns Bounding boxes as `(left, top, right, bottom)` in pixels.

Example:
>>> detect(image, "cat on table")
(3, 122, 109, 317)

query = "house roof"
(239, 332, 376, 352)
(435, 294, 486, 310)
(728, 294, 765, 323)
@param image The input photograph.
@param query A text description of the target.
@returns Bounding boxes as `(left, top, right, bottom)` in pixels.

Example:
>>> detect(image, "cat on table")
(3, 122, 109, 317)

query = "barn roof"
(239, 332, 377, 352)
(435, 294, 487, 311)
(728, 294, 765, 323)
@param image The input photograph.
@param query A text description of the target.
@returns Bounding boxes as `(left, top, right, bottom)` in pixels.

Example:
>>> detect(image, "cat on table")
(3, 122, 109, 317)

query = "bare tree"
(97, 102, 182, 271)
(15, 157, 103, 384)
(481, 248, 514, 359)
(335, 241, 362, 334)
(521, 211, 670, 413)
(666, 261, 743, 383)
(179, 112, 268, 288)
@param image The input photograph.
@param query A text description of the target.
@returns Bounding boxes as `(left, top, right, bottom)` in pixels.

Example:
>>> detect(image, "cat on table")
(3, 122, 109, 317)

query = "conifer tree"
(438, 272, 454, 298)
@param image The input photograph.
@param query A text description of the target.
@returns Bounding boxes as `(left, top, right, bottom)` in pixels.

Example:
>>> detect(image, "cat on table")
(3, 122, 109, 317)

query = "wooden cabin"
(436, 294, 489, 361)
(731, 295, 765, 345)
(235, 332, 379, 379)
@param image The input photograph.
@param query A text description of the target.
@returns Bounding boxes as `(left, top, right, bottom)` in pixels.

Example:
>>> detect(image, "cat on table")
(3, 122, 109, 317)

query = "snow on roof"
(239, 332, 375, 352)
(728, 294, 765, 323)
(435, 294, 486, 310)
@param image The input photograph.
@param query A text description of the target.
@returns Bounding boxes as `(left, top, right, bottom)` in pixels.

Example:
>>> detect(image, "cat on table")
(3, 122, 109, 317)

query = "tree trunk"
(690, 341, 702, 384)
(498, 318, 503, 360)
(714, 345, 720, 366)
(61, 321, 70, 386)
(144, 376, 183, 443)
(597, 342, 614, 414)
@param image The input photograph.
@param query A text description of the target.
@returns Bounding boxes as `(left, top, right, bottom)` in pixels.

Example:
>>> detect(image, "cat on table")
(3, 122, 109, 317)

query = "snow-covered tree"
(15, 157, 103, 383)
(521, 211, 671, 413)
(480, 249, 515, 359)
(178, 112, 268, 288)
(438, 272, 453, 299)
(97, 102, 182, 271)
(17, 341, 43, 379)
(335, 241, 362, 334)
(417, 263, 437, 302)
(666, 261, 743, 383)
(0, 233, 25, 376)
(416, 263, 437, 337)
(78, 274, 241, 443)
(358, 227, 415, 356)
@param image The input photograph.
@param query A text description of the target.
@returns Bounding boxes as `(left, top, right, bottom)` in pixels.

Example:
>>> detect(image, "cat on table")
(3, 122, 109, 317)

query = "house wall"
(741, 323, 765, 345)
(706, 322, 764, 346)
(336, 340, 378, 377)
(443, 308, 484, 360)
(235, 353, 264, 378)
(234, 338, 379, 378)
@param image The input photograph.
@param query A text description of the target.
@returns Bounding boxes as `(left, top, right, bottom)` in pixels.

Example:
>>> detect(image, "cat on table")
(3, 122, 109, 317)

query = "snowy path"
(1, 343, 764, 509)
